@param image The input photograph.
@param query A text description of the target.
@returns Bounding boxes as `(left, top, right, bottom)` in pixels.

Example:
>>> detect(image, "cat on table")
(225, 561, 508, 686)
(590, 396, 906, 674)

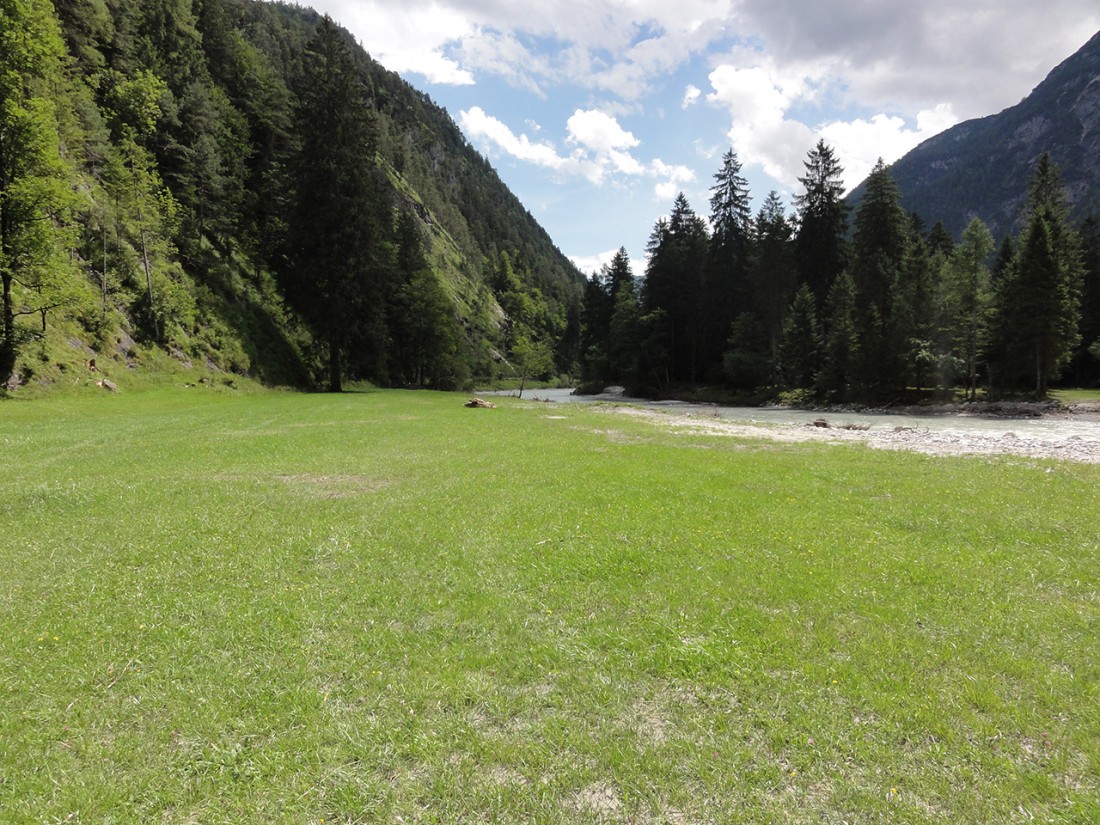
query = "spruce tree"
(750, 191, 796, 370)
(942, 217, 995, 400)
(818, 271, 859, 399)
(705, 149, 753, 380)
(795, 140, 849, 303)
(850, 159, 909, 390)
(644, 195, 709, 386)
(994, 154, 1082, 395)
(779, 284, 820, 390)
(281, 15, 388, 392)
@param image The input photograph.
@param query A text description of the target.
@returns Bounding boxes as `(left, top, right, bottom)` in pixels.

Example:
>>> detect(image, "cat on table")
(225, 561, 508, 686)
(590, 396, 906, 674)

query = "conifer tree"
(749, 191, 797, 368)
(643, 195, 709, 386)
(942, 217, 995, 399)
(795, 140, 849, 303)
(850, 159, 909, 390)
(993, 154, 1082, 395)
(705, 149, 752, 378)
(779, 284, 820, 390)
(818, 271, 859, 398)
(281, 15, 388, 392)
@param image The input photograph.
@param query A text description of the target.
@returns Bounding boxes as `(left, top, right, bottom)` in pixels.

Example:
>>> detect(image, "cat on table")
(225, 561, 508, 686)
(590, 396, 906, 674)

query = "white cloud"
(706, 64, 814, 188)
(323, 2, 477, 85)
(310, 0, 1099, 121)
(818, 105, 959, 191)
(459, 107, 577, 172)
(566, 109, 640, 153)
(682, 84, 702, 108)
(705, 56, 961, 191)
(728, 0, 1100, 118)
(569, 248, 647, 277)
(462, 106, 695, 194)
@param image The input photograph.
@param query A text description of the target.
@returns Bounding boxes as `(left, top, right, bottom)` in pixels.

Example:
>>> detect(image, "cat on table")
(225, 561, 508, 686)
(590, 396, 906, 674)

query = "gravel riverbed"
(609, 405, 1100, 464)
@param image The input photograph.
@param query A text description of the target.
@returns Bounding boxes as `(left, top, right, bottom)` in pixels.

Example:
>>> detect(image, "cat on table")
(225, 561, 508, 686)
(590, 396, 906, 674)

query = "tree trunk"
(102, 223, 108, 316)
(140, 227, 159, 342)
(0, 272, 15, 380)
(328, 335, 342, 392)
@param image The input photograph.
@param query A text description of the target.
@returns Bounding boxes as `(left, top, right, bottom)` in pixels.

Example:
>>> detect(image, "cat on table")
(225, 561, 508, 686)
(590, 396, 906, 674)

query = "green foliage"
(795, 139, 849, 303)
(819, 271, 860, 398)
(779, 284, 820, 389)
(991, 155, 1083, 395)
(941, 217, 995, 398)
(0, 0, 78, 377)
(2, 0, 583, 394)
(588, 145, 1092, 402)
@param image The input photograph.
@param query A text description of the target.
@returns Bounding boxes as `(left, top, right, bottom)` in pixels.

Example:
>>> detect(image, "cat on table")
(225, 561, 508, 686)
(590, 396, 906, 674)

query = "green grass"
(1051, 387, 1100, 404)
(2, 388, 1098, 823)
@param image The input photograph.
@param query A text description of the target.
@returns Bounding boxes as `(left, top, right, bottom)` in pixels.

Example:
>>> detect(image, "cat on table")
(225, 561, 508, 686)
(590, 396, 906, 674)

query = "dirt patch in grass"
(568, 782, 623, 817)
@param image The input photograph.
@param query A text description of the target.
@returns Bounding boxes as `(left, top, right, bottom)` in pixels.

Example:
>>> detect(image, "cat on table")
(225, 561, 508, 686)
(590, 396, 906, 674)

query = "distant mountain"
(852, 30, 1100, 238)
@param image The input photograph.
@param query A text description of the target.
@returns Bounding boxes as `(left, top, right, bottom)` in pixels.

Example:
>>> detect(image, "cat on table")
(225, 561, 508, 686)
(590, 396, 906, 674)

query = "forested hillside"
(1, 0, 584, 393)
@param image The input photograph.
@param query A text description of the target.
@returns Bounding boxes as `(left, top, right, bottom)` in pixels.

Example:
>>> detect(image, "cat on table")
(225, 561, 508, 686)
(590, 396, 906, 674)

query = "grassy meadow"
(1, 387, 1098, 823)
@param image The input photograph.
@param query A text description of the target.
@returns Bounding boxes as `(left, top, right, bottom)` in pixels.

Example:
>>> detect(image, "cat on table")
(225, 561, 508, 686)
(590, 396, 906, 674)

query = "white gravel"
(609, 406, 1100, 464)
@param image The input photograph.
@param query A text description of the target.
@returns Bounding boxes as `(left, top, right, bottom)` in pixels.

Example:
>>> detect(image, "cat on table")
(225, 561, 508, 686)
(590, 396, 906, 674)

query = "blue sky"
(304, 0, 1099, 276)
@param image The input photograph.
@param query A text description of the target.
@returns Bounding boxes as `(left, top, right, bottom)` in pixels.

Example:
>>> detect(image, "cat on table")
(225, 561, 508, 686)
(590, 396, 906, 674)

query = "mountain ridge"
(852, 30, 1100, 237)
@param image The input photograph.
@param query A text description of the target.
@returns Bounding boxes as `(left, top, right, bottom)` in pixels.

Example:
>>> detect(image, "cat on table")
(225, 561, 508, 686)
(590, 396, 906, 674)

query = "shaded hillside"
(851, 30, 1100, 238)
(2, 0, 582, 394)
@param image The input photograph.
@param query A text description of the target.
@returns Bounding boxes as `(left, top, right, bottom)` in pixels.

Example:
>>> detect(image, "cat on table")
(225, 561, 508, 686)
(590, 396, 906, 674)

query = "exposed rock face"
(849, 31, 1100, 237)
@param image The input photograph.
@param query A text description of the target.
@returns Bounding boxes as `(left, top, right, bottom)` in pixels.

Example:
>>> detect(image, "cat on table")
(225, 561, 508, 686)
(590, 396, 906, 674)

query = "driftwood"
(465, 397, 496, 409)
(812, 418, 830, 428)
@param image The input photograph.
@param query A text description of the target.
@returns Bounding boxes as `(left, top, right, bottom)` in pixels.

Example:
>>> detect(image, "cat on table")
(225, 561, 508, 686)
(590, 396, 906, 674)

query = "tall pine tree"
(280, 16, 389, 392)
(795, 140, 849, 304)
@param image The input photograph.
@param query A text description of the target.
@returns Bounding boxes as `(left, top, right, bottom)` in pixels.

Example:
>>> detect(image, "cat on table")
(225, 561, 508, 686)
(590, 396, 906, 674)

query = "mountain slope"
(4, 0, 582, 394)
(855, 30, 1100, 238)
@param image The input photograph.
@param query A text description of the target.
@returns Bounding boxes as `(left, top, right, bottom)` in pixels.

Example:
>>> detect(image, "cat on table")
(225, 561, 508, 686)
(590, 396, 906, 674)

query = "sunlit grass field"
(2, 388, 1098, 823)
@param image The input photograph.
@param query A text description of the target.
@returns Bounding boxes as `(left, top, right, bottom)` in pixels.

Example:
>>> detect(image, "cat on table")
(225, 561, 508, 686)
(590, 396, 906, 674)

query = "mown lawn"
(1, 388, 1097, 823)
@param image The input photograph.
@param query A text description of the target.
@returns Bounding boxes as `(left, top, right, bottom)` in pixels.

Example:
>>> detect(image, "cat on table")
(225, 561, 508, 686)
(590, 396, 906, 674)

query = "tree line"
(580, 142, 1099, 401)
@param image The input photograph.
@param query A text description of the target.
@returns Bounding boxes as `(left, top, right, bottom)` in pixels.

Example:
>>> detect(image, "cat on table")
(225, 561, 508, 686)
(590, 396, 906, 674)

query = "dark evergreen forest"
(580, 144, 1100, 401)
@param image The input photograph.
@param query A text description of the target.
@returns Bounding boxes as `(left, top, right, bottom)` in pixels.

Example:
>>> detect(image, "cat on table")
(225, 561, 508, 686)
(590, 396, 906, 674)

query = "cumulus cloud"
(569, 248, 647, 277)
(682, 84, 702, 108)
(310, 0, 1098, 118)
(705, 56, 961, 191)
(818, 105, 959, 191)
(566, 109, 640, 154)
(706, 64, 814, 188)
